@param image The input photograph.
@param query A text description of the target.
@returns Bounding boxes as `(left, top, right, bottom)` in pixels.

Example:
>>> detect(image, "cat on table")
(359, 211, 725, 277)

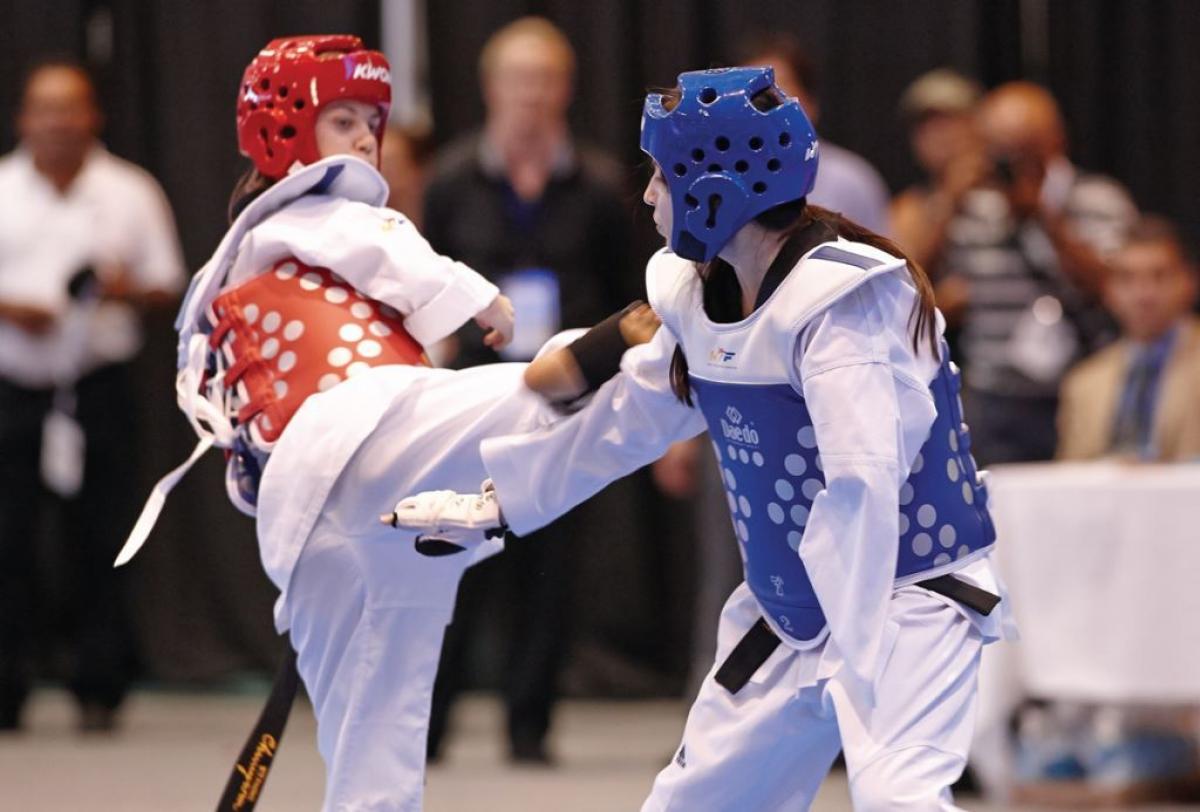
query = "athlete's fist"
(475, 294, 515, 350)
(381, 480, 508, 556)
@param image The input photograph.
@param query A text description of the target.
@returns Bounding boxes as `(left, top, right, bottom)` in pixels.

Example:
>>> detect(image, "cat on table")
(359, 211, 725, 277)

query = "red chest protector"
(207, 258, 430, 449)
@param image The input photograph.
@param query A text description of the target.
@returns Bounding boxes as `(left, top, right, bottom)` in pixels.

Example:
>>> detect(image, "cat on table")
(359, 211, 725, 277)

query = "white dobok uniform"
(478, 241, 1017, 811)
(156, 156, 565, 811)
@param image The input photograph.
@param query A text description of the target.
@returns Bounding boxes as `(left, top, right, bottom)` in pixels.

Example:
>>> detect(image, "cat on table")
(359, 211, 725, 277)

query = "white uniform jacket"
(482, 241, 1014, 702)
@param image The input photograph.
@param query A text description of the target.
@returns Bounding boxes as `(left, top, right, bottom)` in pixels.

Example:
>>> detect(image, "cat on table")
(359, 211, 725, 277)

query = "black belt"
(215, 642, 300, 811)
(714, 575, 999, 695)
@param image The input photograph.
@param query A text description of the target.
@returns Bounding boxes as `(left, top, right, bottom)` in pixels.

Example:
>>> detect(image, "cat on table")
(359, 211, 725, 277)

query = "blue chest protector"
(690, 350, 996, 643)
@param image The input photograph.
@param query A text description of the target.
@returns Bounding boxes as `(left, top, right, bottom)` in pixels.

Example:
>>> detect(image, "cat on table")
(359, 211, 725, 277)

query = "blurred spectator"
(737, 32, 891, 233)
(0, 59, 185, 732)
(1058, 216, 1200, 461)
(940, 81, 1137, 465)
(890, 68, 986, 272)
(421, 17, 636, 763)
(380, 121, 434, 230)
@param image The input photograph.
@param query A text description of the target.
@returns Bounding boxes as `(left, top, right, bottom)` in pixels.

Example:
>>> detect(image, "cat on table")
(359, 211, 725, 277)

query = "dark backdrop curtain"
(1, 0, 1195, 686)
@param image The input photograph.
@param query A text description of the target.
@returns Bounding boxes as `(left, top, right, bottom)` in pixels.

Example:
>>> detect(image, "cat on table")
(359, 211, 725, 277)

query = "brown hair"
(1121, 214, 1196, 267)
(659, 85, 939, 405)
(227, 166, 276, 223)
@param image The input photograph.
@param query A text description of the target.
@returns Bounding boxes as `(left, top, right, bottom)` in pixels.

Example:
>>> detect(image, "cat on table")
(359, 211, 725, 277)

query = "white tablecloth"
(972, 461, 1200, 793)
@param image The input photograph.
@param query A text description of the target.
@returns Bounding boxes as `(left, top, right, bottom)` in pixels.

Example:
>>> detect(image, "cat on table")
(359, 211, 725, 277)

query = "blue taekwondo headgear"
(640, 67, 819, 262)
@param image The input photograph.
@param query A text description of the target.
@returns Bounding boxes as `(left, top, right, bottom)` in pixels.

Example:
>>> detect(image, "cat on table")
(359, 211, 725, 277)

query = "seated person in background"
(1057, 215, 1200, 461)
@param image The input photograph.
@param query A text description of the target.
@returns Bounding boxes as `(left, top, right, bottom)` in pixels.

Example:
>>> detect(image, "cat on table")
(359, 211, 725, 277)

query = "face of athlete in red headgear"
(237, 36, 391, 179)
(314, 100, 382, 167)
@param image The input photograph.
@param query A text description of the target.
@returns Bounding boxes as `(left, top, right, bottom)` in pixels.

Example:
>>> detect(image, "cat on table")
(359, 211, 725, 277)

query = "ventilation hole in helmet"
(673, 163, 687, 177)
(767, 158, 782, 172)
(259, 78, 270, 91)
(707, 163, 722, 173)
(259, 127, 268, 142)
(705, 194, 722, 229)
(715, 136, 730, 151)
(249, 102, 257, 111)
(691, 148, 705, 162)
(752, 181, 767, 194)
(684, 194, 699, 210)
(749, 136, 764, 151)
(699, 87, 718, 104)
(779, 132, 792, 147)
(734, 160, 749, 173)
(278, 86, 289, 98)
(265, 101, 274, 109)
(280, 125, 296, 139)
(293, 99, 305, 110)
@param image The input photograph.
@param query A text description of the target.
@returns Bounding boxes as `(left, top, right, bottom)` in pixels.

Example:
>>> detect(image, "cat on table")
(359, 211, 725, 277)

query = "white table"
(971, 461, 1200, 794)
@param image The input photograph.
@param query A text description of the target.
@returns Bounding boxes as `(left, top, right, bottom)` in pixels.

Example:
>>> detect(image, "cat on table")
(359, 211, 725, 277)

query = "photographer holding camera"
(938, 81, 1137, 465)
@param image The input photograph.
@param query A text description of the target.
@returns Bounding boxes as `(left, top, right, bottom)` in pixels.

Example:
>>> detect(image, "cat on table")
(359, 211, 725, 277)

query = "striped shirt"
(942, 161, 1136, 397)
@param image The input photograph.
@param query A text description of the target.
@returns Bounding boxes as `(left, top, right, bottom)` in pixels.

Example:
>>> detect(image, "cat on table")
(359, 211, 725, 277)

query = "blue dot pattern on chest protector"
(690, 351, 995, 644)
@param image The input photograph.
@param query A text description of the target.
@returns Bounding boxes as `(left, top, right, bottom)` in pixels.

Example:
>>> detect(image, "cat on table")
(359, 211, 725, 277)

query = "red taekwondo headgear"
(236, 35, 392, 179)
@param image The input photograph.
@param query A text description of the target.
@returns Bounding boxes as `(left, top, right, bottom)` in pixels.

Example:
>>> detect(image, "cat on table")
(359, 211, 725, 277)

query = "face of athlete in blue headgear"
(640, 67, 820, 262)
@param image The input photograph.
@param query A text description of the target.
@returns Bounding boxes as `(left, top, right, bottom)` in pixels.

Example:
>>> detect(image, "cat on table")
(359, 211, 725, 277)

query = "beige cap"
(899, 69, 983, 122)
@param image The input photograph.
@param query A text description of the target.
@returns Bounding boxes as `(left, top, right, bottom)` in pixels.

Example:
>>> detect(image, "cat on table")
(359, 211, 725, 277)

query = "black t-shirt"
(422, 134, 639, 367)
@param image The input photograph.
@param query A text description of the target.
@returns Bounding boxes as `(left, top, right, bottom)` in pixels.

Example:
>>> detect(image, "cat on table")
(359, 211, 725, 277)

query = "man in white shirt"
(0, 59, 185, 732)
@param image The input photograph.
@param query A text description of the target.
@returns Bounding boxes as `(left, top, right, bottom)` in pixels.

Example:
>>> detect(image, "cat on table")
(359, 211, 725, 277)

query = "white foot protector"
(382, 480, 507, 556)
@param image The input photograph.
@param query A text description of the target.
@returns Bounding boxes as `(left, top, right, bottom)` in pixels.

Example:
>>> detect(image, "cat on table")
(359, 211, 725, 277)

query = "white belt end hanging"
(114, 437, 214, 568)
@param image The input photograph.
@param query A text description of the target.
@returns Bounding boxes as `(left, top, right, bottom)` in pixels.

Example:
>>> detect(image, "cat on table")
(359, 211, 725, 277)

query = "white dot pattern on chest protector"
(738, 448, 750, 464)
(724, 468, 737, 490)
(916, 504, 937, 528)
(350, 301, 373, 320)
(737, 519, 750, 543)
(368, 321, 392, 337)
(356, 339, 381, 359)
(790, 504, 809, 526)
(784, 453, 806, 476)
(787, 530, 802, 551)
(274, 262, 298, 280)
(261, 311, 281, 333)
(801, 478, 823, 501)
(317, 373, 341, 392)
(796, 425, 816, 448)
(299, 272, 322, 291)
(339, 323, 364, 342)
(261, 337, 280, 360)
(726, 492, 737, 514)
(768, 503, 785, 524)
(324, 286, 349, 304)
(939, 524, 957, 548)
(752, 451, 764, 467)
(962, 481, 974, 504)
(327, 347, 352, 367)
(346, 361, 371, 378)
(912, 532, 933, 556)
(911, 452, 924, 474)
(774, 479, 794, 501)
(949, 428, 959, 452)
(726, 445, 737, 460)
(277, 351, 296, 373)
(946, 458, 960, 482)
(283, 320, 305, 341)
(899, 482, 914, 506)
(899, 513, 910, 536)
(242, 303, 260, 324)
(934, 552, 952, 566)
(273, 380, 288, 398)
(738, 495, 752, 518)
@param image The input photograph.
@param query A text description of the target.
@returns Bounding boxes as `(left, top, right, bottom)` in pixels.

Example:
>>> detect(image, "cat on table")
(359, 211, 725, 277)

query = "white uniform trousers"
(644, 582, 983, 812)
(274, 363, 556, 811)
